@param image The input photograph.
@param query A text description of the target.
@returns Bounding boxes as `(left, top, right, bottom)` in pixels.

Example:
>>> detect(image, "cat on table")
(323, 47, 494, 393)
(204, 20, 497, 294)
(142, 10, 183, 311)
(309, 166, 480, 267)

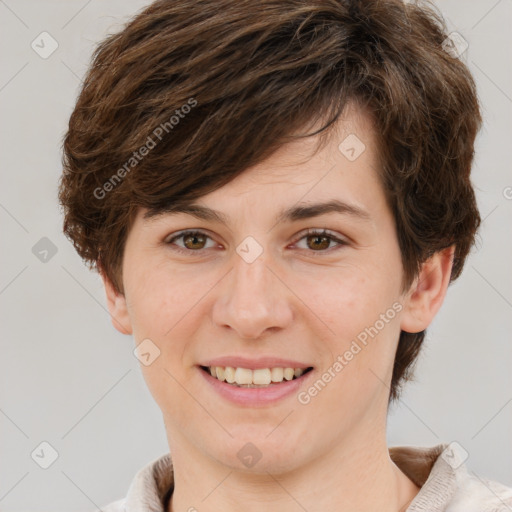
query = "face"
(103, 102, 451, 473)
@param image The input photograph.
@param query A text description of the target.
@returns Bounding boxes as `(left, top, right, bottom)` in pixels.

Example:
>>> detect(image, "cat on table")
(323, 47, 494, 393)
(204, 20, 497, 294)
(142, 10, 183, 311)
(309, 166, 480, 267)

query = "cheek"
(123, 263, 202, 413)
(124, 259, 225, 346)
(295, 265, 402, 379)
(293, 268, 388, 340)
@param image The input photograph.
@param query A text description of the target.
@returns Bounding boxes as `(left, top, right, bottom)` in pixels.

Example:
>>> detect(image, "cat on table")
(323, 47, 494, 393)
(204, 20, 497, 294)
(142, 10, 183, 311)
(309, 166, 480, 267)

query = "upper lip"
(199, 356, 313, 370)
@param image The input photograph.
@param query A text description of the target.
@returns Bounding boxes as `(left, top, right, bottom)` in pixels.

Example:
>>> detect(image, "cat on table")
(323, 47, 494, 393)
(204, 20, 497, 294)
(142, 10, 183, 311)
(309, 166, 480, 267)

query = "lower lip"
(198, 366, 315, 407)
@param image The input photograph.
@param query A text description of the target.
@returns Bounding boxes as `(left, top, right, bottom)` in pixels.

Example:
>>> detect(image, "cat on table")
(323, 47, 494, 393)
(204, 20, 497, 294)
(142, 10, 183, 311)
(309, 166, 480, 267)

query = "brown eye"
(306, 233, 331, 250)
(183, 232, 207, 250)
(166, 230, 215, 252)
(294, 229, 348, 254)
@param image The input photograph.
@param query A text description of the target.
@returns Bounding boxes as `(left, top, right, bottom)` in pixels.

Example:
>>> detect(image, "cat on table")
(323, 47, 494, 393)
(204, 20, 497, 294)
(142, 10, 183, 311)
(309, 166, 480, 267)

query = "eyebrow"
(143, 199, 371, 225)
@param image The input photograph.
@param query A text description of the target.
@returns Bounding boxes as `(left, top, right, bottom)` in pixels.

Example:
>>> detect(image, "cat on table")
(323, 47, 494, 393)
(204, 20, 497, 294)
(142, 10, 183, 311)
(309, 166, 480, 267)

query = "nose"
(211, 250, 293, 339)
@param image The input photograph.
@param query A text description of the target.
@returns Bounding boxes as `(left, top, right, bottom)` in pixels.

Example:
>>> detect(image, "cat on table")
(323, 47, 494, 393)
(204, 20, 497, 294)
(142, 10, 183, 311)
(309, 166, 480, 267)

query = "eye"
(165, 230, 217, 253)
(293, 228, 348, 254)
(165, 228, 348, 255)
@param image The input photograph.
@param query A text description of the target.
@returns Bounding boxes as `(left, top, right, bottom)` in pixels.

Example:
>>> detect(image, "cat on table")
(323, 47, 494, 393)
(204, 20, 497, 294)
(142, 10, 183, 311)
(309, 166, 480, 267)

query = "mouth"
(198, 365, 314, 388)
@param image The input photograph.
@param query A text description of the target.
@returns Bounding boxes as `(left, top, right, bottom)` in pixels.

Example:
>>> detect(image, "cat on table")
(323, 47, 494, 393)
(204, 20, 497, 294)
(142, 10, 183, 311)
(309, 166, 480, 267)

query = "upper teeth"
(208, 366, 306, 385)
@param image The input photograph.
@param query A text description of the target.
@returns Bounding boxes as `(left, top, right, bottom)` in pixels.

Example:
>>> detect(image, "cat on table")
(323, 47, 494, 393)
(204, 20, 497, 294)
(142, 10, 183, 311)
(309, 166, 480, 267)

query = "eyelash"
(165, 228, 348, 256)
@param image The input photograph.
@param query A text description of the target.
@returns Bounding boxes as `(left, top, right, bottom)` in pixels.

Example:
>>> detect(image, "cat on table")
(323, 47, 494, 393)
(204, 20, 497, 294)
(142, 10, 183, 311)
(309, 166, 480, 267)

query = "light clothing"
(100, 443, 512, 512)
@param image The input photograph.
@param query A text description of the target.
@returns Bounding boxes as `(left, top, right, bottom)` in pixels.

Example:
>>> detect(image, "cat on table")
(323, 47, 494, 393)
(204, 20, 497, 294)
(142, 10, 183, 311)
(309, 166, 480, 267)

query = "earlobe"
(400, 246, 455, 334)
(98, 265, 133, 335)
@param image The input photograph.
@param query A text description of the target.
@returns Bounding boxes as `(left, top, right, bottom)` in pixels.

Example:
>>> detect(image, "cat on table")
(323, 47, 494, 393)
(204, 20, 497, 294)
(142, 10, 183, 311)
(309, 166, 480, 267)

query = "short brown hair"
(59, 0, 482, 401)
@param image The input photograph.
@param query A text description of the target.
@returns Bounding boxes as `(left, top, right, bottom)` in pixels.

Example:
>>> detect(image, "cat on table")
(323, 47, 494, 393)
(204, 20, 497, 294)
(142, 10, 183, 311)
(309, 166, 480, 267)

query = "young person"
(58, 0, 512, 510)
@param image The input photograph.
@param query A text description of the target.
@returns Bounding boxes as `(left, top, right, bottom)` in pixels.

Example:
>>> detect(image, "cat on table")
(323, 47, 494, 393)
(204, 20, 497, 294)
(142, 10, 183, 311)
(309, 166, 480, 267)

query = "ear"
(98, 264, 133, 335)
(400, 245, 455, 334)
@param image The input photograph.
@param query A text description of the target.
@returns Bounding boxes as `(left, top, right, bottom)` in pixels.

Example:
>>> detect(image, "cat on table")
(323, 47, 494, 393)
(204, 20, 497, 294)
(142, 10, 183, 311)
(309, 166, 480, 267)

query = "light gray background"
(0, 0, 511, 510)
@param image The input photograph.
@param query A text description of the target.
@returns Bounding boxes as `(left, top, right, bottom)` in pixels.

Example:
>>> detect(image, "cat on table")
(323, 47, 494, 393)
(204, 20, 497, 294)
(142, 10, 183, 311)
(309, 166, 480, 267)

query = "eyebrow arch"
(144, 199, 371, 224)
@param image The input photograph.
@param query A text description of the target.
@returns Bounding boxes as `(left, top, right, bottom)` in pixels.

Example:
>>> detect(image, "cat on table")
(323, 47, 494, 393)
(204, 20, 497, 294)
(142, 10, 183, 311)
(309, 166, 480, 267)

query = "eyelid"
(165, 229, 219, 250)
(292, 228, 349, 252)
(165, 227, 349, 254)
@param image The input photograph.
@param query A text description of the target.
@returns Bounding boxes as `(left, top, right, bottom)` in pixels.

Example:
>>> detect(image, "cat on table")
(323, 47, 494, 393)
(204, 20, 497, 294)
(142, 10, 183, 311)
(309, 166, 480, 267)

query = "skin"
(102, 102, 454, 512)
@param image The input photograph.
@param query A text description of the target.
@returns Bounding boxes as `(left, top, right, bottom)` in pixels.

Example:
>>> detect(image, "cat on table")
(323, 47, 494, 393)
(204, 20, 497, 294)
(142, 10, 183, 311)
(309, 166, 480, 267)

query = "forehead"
(139, 102, 383, 227)
(248, 101, 377, 177)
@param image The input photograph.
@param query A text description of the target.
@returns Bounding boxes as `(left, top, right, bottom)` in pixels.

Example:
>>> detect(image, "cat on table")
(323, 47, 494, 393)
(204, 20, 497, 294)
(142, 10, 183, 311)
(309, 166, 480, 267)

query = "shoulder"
(447, 470, 512, 512)
(390, 443, 512, 512)
(93, 452, 173, 512)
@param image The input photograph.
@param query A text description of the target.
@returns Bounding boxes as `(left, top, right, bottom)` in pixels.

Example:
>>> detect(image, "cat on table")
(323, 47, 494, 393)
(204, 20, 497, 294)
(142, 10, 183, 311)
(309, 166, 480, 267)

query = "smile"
(198, 364, 315, 407)
(200, 365, 314, 387)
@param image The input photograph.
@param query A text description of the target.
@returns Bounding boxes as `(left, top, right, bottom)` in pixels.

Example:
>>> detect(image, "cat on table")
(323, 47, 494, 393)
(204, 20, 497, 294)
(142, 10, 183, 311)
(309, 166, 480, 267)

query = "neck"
(165, 423, 420, 512)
